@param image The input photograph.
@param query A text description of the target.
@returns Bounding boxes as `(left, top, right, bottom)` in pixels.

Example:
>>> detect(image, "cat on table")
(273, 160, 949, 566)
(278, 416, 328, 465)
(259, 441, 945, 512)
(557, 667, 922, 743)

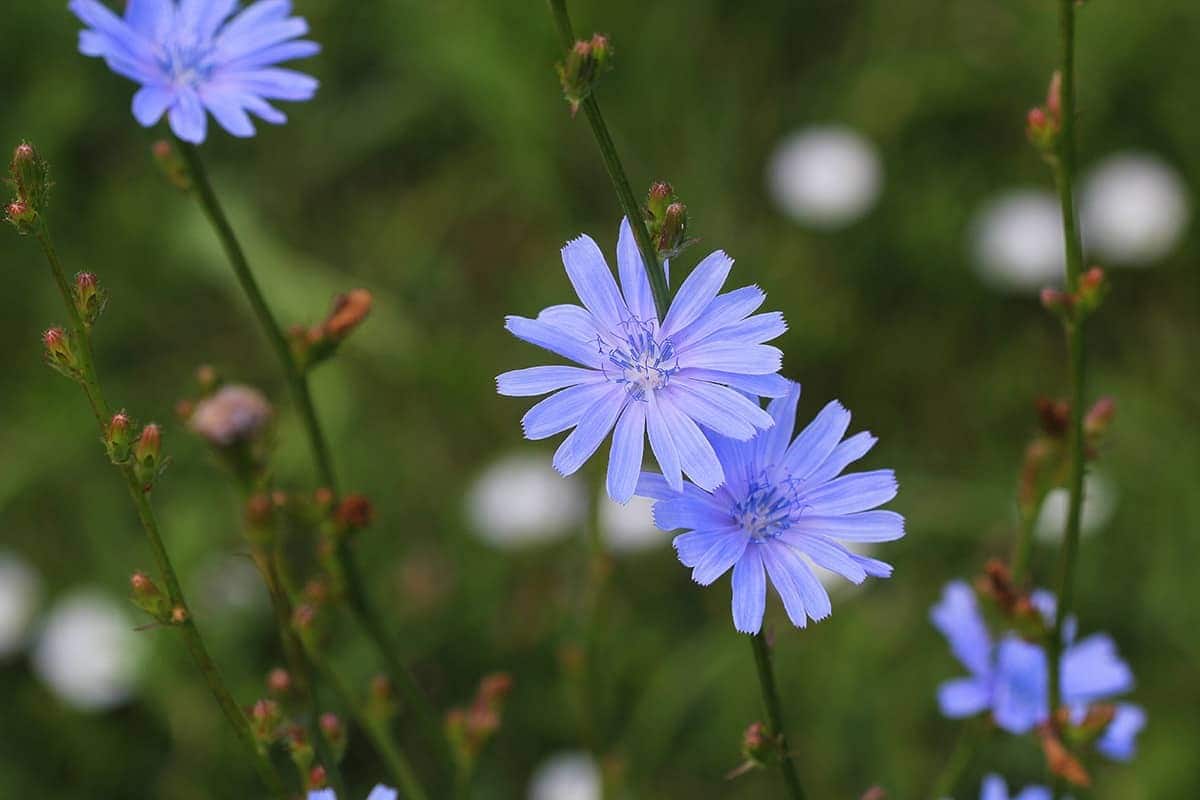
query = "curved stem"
(929, 720, 982, 799)
(749, 634, 808, 800)
(33, 225, 287, 797)
(546, 0, 672, 321)
(1047, 0, 1088, 729)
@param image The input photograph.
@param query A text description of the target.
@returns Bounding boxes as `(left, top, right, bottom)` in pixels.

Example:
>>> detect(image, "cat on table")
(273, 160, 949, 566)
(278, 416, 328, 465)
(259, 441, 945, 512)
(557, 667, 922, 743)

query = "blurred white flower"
(33, 589, 144, 711)
(1035, 472, 1117, 543)
(1081, 152, 1191, 265)
(467, 453, 585, 548)
(598, 491, 663, 554)
(971, 189, 1065, 291)
(766, 126, 883, 229)
(0, 551, 42, 658)
(528, 751, 602, 800)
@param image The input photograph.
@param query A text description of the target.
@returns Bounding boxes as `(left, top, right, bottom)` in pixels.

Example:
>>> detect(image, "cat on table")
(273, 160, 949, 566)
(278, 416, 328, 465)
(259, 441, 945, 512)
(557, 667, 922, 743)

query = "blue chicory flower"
(979, 773, 1050, 800)
(69, 0, 320, 143)
(308, 786, 396, 800)
(636, 381, 903, 633)
(498, 218, 790, 503)
(931, 580, 1145, 759)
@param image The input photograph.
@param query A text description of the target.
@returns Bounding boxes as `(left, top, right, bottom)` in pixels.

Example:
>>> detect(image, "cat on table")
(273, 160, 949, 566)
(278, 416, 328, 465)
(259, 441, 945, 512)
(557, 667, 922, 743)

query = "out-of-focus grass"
(0, 1, 1196, 797)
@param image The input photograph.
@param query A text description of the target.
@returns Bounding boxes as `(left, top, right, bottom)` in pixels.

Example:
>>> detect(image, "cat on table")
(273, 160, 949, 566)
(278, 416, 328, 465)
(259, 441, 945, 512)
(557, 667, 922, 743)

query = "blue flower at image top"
(637, 381, 904, 634)
(931, 580, 1145, 760)
(978, 773, 1050, 800)
(498, 218, 790, 503)
(69, 0, 319, 143)
(308, 786, 396, 800)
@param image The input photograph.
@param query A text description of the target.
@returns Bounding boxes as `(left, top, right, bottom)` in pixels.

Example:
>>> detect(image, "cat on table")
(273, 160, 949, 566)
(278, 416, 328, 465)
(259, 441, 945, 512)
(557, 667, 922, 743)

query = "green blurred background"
(1, 0, 1197, 798)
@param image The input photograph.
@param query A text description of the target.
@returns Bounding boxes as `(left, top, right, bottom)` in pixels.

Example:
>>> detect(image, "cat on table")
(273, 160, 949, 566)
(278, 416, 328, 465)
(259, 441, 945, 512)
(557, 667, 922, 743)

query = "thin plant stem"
(31, 225, 288, 799)
(929, 720, 982, 799)
(175, 142, 446, 769)
(546, 0, 672, 321)
(1046, 0, 1088, 734)
(1010, 501, 1041, 588)
(749, 633, 808, 800)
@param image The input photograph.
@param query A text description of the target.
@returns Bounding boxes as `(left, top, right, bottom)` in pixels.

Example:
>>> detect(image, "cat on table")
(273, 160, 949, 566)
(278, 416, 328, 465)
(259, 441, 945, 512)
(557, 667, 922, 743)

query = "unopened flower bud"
(267, 667, 294, 697)
(287, 726, 314, 774)
(1075, 266, 1108, 315)
(106, 412, 134, 462)
(656, 201, 689, 255)
(8, 140, 51, 217)
(307, 765, 327, 791)
(314, 487, 334, 509)
(1035, 397, 1070, 438)
(324, 289, 373, 341)
(134, 424, 165, 489)
(860, 788, 887, 800)
(366, 674, 398, 721)
(251, 698, 283, 743)
(130, 571, 172, 622)
(170, 606, 189, 624)
(151, 139, 191, 191)
(292, 603, 324, 650)
(42, 327, 77, 375)
(741, 721, 777, 765)
(646, 181, 673, 220)
(334, 494, 374, 535)
(319, 712, 347, 758)
(1084, 396, 1115, 440)
(1027, 72, 1063, 153)
(6, 199, 36, 232)
(72, 272, 107, 327)
(643, 182, 696, 259)
(1038, 724, 1091, 788)
(244, 493, 275, 545)
(188, 384, 273, 448)
(1040, 287, 1072, 316)
(556, 34, 613, 116)
(195, 364, 220, 394)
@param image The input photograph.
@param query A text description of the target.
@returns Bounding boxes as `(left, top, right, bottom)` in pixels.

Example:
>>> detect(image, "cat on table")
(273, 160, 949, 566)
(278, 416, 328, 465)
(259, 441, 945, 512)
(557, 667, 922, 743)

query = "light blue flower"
(308, 786, 396, 800)
(498, 219, 790, 503)
(931, 581, 1145, 758)
(69, 0, 319, 143)
(979, 773, 1050, 800)
(636, 381, 903, 633)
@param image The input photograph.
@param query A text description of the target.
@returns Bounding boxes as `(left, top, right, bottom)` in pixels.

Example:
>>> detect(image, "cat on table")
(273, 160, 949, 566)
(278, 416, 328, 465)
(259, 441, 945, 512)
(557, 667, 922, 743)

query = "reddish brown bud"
(307, 765, 327, 790)
(245, 493, 274, 530)
(314, 487, 334, 508)
(1035, 397, 1070, 438)
(324, 289, 373, 341)
(477, 673, 514, 707)
(1038, 724, 1091, 787)
(251, 698, 282, 742)
(170, 606, 189, 624)
(860, 788, 887, 800)
(319, 713, 347, 757)
(1084, 396, 1115, 439)
(134, 424, 163, 480)
(1040, 287, 1071, 314)
(267, 668, 293, 697)
(335, 494, 374, 532)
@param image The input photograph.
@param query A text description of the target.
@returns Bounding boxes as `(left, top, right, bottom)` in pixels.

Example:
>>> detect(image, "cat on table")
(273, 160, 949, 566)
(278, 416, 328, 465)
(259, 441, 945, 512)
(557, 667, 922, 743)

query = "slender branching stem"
(1046, 0, 1088, 736)
(175, 142, 446, 770)
(31, 225, 288, 799)
(1010, 503, 1040, 588)
(929, 719, 983, 799)
(546, 0, 672, 321)
(750, 634, 808, 800)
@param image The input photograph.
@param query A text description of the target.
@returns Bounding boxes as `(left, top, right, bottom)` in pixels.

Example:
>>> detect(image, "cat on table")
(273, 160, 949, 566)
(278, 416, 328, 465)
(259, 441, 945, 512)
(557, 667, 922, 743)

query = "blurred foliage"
(1, 0, 1197, 798)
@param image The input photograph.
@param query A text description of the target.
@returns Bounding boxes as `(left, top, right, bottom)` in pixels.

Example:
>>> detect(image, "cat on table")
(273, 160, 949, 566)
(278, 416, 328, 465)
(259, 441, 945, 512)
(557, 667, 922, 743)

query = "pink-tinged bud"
(319, 712, 347, 757)
(250, 698, 282, 742)
(324, 289, 373, 341)
(334, 494, 374, 534)
(1084, 396, 1116, 440)
(477, 673, 514, 708)
(9, 141, 51, 214)
(195, 364, 219, 393)
(104, 412, 133, 462)
(1040, 287, 1072, 316)
(151, 139, 191, 191)
(135, 424, 162, 465)
(314, 487, 335, 510)
(72, 272, 107, 327)
(6, 199, 35, 231)
(42, 327, 75, 370)
(1075, 266, 1108, 315)
(306, 765, 327, 791)
(1046, 71, 1062, 119)
(130, 571, 172, 621)
(188, 384, 273, 448)
(556, 34, 614, 116)
(267, 668, 294, 697)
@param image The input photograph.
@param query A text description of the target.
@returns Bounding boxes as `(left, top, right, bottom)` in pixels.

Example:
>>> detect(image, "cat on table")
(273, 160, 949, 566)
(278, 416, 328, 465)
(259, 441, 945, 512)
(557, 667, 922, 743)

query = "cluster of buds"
(72, 272, 108, 328)
(1018, 395, 1116, 518)
(151, 139, 191, 192)
(1026, 72, 1062, 155)
(556, 34, 612, 116)
(1041, 266, 1109, 322)
(974, 559, 1045, 637)
(288, 289, 373, 370)
(5, 141, 51, 235)
(445, 672, 514, 767)
(644, 181, 696, 260)
(726, 721, 784, 779)
(42, 327, 78, 379)
(250, 698, 284, 745)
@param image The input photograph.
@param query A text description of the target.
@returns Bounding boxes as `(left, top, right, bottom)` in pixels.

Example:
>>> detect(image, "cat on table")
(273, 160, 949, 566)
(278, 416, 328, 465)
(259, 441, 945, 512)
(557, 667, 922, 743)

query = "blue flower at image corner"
(636, 381, 904, 634)
(308, 786, 396, 800)
(930, 580, 1146, 760)
(978, 773, 1050, 800)
(497, 218, 790, 503)
(69, 0, 319, 143)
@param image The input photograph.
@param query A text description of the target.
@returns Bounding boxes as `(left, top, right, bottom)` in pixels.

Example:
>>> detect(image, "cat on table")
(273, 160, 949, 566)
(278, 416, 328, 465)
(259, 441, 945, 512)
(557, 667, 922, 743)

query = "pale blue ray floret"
(636, 381, 904, 634)
(70, 0, 320, 143)
(308, 786, 396, 800)
(497, 218, 790, 503)
(931, 580, 1145, 761)
(978, 773, 1050, 800)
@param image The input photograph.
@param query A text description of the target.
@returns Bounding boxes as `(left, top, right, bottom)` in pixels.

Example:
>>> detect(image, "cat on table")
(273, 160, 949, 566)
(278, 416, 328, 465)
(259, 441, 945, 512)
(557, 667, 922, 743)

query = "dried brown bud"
(1038, 724, 1091, 787)
(323, 289, 373, 341)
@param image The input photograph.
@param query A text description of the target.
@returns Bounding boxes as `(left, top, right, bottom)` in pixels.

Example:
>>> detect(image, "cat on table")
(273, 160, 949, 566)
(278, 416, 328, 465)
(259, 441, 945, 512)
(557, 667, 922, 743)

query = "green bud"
(72, 272, 108, 328)
(9, 141, 51, 213)
(42, 327, 78, 378)
(556, 34, 613, 116)
(130, 571, 172, 623)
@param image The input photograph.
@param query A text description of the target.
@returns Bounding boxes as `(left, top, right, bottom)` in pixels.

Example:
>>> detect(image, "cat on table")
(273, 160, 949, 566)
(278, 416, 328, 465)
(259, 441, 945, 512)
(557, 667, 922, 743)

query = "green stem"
(1047, 0, 1088, 731)
(749, 634, 808, 800)
(929, 721, 981, 799)
(1010, 504, 1039, 588)
(176, 142, 446, 772)
(33, 224, 288, 798)
(308, 646, 430, 800)
(546, 0, 672, 321)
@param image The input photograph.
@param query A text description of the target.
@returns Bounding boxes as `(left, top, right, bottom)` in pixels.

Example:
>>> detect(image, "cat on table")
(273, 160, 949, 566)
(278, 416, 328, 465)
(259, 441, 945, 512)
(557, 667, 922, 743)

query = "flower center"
(601, 319, 678, 401)
(158, 32, 217, 88)
(732, 479, 802, 541)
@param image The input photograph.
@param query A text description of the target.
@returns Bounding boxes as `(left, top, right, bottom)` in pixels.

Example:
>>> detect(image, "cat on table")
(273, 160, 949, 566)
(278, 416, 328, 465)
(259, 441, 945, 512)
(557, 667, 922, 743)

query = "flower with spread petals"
(931, 581, 1145, 760)
(498, 219, 789, 503)
(980, 774, 1050, 800)
(308, 785, 396, 800)
(69, 0, 320, 143)
(636, 382, 903, 633)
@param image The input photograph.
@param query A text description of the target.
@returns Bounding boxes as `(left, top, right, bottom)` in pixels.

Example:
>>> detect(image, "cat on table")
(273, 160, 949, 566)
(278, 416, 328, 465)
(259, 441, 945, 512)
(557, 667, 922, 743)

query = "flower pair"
(498, 220, 904, 633)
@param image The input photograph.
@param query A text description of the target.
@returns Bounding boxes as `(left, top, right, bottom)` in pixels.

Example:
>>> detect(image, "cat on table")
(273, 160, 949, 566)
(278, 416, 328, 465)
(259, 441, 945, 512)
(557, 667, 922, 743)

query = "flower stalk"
(750, 634, 808, 800)
(26, 219, 287, 799)
(546, 0, 672, 320)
